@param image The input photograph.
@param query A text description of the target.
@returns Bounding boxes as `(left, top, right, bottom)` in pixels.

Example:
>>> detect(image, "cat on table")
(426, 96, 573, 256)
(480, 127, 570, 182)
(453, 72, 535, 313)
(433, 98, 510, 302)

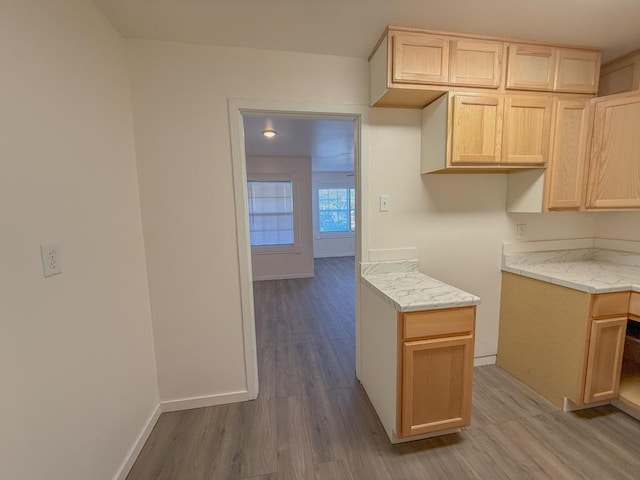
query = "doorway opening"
(228, 101, 366, 399)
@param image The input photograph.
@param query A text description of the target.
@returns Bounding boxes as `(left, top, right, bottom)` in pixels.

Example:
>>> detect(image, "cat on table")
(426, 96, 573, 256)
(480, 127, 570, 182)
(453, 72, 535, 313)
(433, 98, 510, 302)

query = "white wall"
(127, 40, 369, 404)
(247, 156, 314, 280)
(0, 1, 159, 479)
(594, 211, 640, 241)
(312, 171, 356, 258)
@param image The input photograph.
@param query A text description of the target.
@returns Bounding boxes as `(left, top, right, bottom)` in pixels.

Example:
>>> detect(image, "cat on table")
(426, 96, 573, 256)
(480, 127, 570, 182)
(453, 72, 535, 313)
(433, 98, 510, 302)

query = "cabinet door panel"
(630, 292, 640, 319)
(587, 94, 640, 209)
(401, 335, 473, 437)
(598, 54, 640, 96)
(584, 317, 626, 404)
(450, 39, 502, 88)
(451, 94, 503, 164)
(392, 32, 449, 84)
(555, 49, 600, 94)
(546, 99, 590, 210)
(502, 96, 552, 165)
(506, 44, 556, 91)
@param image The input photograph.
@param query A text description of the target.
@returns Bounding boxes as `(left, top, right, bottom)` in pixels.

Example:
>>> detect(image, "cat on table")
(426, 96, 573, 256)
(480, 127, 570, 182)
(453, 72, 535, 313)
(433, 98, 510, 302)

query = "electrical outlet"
(380, 195, 390, 212)
(40, 244, 62, 277)
(516, 224, 526, 240)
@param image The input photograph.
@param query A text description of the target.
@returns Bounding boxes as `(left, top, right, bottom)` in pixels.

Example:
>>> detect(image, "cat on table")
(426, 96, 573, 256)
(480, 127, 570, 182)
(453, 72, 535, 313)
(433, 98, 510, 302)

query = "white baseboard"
(313, 252, 355, 258)
(474, 354, 497, 367)
(160, 390, 250, 413)
(252, 273, 314, 281)
(115, 404, 161, 480)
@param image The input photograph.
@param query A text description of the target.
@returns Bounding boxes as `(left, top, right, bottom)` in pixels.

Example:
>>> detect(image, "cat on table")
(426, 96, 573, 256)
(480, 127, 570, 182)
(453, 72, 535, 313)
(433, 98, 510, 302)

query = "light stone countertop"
(502, 248, 640, 294)
(360, 260, 481, 312)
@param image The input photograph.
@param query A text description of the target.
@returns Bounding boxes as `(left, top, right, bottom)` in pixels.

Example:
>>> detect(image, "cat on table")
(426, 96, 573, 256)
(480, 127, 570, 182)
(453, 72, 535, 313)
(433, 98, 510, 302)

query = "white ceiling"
(94, 0, 640, 62)
(243, 114, 356, 172)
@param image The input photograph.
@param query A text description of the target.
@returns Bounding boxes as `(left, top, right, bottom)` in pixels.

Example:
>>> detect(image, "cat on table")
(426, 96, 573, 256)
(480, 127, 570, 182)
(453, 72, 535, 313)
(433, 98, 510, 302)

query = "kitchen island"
(359, 260, 480, 443)
(498, 243, 640, 419)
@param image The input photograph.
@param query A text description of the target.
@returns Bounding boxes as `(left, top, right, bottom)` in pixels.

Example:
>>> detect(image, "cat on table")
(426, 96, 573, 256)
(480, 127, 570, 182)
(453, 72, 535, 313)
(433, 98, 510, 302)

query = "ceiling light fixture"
(262, 129, 277, 138)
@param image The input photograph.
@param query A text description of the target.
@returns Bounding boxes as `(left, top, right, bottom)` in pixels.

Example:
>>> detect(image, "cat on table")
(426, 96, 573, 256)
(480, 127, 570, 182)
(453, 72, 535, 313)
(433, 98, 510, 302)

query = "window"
(318, 188, 355, 233)
(247, 181, 294, 246)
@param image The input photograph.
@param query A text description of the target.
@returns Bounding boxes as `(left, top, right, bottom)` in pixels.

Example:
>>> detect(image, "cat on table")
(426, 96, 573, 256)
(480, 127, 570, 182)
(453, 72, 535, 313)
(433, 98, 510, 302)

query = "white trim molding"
(160, 390, 250, 413)
(227, 98, 370, 397)
(114, 404, 162, 480)
(473, 354, 497, 367)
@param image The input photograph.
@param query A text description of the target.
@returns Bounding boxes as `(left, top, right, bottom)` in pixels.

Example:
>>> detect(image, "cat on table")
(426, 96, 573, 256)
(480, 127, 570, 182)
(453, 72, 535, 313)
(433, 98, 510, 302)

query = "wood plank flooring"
(128, 256, 640, 480)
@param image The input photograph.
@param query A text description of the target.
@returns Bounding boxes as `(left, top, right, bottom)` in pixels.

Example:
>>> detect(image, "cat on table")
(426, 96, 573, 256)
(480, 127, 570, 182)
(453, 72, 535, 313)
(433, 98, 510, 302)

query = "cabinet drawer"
(403, 306, 475, 340)
(591, 292, 630, 318)
(630, 292, 640, 319)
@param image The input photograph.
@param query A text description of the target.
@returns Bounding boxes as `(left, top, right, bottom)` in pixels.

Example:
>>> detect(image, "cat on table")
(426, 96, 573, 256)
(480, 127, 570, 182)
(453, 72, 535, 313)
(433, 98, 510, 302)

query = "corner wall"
(0, 2, 159, 479)
(127, 39, 369, 403)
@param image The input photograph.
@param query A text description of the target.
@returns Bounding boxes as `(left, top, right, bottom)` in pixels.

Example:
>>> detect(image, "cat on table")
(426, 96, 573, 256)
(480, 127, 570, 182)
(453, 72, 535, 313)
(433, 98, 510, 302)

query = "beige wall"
(595, 212, 640, 241)
(127, 40, 369, 403)
(247, 156, 314, 280)
(0, 1, 158, 479)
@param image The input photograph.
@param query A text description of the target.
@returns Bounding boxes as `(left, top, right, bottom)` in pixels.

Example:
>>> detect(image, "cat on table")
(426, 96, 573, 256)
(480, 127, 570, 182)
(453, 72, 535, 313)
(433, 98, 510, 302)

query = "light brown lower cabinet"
(583, 317, 626, 404)
(401, 334, 474, 436)
(398, 307, 475, 439)
(498, 272, 630, 409)
(359, 281, 476, 443)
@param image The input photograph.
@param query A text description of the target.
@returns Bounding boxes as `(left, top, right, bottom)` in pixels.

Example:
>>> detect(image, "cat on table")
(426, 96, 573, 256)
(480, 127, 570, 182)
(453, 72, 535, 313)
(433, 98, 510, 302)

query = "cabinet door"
(630, 292, 640, 320)
(545, 99, 591, 210)
(502, 96, 552, 165)
(586, 94, 640, 209)
(598, 54, 640, 96)
(451, 94, 503, 165)
(506, 44, 557, 91)
(401, 335, 473, 437)
(555, 49, 601, 94)
(392, 32, 449, 85)
(583, 317, 626, 404)
(449, 39, 503, 88)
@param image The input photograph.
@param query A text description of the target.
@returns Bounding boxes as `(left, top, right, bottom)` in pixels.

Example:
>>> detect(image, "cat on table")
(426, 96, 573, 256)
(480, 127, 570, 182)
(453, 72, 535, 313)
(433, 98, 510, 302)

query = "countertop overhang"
(361, 260, 480, 312)
(502, 248, 640, 294)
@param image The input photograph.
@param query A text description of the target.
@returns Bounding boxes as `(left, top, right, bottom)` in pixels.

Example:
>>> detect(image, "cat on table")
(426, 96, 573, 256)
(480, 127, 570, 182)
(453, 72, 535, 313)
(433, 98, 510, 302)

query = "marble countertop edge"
(361, 270, 480, 313)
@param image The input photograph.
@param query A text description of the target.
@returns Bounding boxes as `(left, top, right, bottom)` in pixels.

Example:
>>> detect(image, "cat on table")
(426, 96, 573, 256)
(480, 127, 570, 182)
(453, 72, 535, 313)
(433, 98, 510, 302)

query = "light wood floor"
(128, 256, 640, 480)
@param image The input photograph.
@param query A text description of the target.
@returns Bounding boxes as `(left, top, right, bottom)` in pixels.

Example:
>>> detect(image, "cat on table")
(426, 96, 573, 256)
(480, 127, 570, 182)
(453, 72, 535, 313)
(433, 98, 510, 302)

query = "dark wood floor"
(128, 256, 640, 480)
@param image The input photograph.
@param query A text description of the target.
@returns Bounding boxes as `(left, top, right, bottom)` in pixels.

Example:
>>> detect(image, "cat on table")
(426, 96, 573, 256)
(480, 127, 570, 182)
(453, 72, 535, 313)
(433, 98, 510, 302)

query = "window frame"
(247, 173, 302, 255)
(313, 181, 356, 240)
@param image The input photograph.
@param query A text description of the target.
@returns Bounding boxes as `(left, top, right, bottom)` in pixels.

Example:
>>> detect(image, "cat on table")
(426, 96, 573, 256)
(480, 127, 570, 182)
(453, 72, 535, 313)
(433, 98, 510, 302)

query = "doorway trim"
(228, 98, 369, 398)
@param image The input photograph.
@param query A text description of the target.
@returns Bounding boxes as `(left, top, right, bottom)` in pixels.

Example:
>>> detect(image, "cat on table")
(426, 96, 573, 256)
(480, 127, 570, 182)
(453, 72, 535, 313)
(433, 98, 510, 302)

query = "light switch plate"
(41, 244, 62, 277)
(380, 195, 390, 212)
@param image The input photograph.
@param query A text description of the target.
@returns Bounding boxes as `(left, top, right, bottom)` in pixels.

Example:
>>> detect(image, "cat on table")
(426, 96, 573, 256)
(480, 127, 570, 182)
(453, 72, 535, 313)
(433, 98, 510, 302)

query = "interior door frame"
(228, 99, 369, 398)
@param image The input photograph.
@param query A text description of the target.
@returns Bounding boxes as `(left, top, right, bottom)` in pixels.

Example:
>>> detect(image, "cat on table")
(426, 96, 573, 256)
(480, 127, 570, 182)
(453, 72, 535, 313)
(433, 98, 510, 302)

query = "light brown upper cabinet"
(555, 49, 601, 94)
(422, 92, 551, 172)
(544, 99, 591, 210)
(506, 43, 600, 94)
(392, 32, 449, 85)
(502, 96, 553, 164)
(450, 94, 503, 165)
(599, 49, 640, 96)
(586, 93, 640, 209)
(370, 27, 601, 108)
(506, 44, 557, 91)
(449, 39, 503, 88)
